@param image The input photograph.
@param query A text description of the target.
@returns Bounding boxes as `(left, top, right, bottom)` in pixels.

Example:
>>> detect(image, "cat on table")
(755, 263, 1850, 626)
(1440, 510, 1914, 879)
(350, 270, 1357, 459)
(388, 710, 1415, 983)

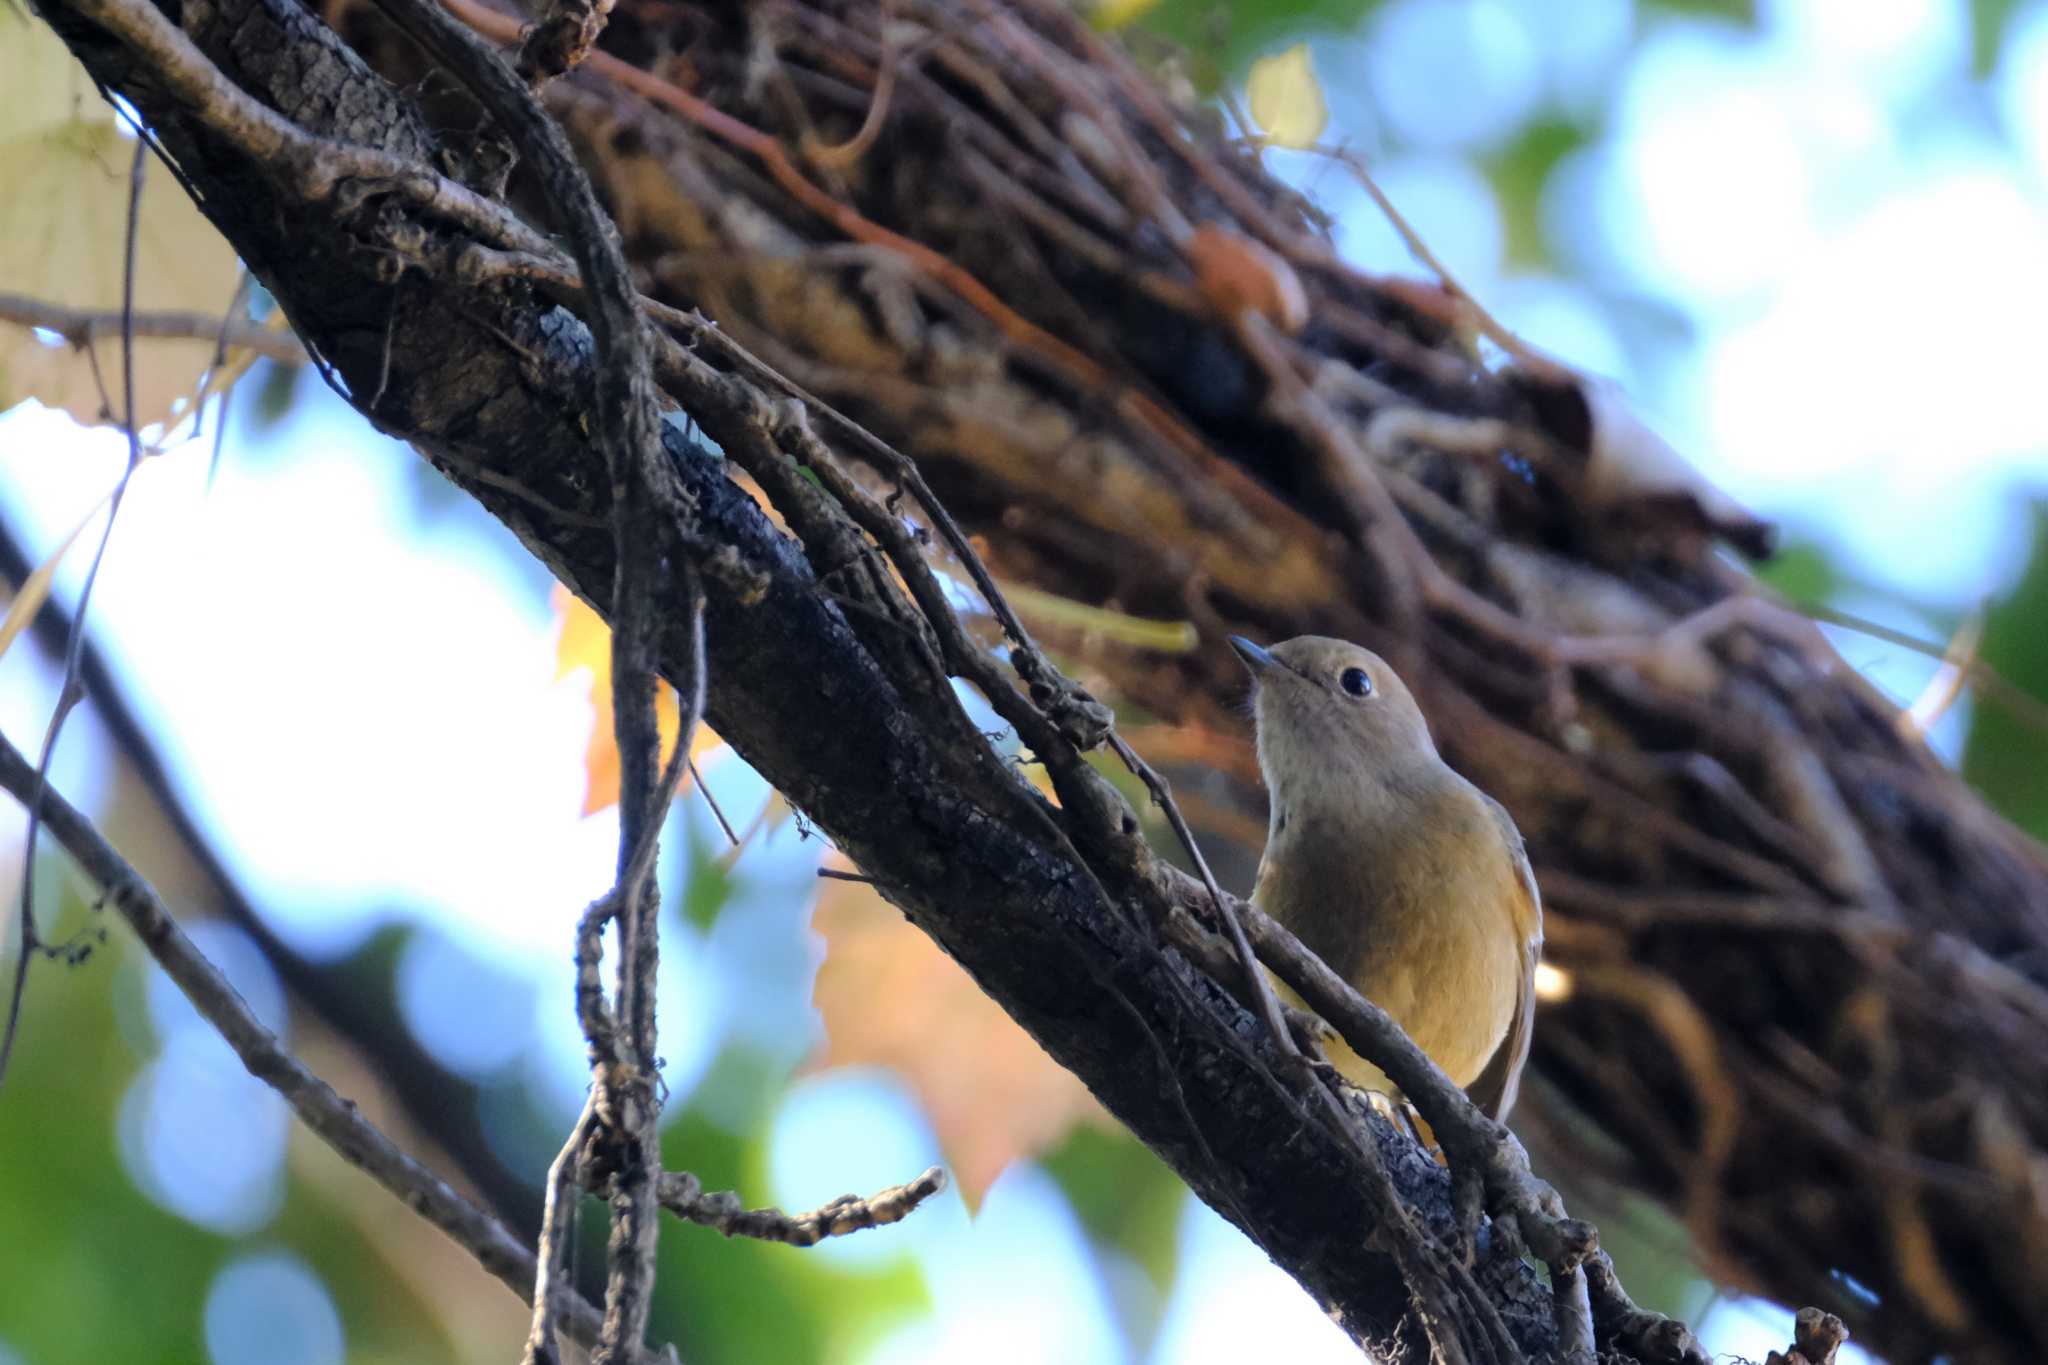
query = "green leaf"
(250, 356, 304, 431)
(1246, 43, 1328, 149)
(1040, 1125, 1186, 1355)
(1482, 118, 1588, 270)
(682, 814, 738, 931)
(1962, 500, 2048, 840)
(1640, 0, 1757, 22)
(652, 1084, 930, 1363)
(1575, 1191, 1716, 1326)
(1753, 539, 1840, 607)
(1970, 0, 2030, 78)
(0, 889, 220, 1364)
(1129, 0, 1383, 88)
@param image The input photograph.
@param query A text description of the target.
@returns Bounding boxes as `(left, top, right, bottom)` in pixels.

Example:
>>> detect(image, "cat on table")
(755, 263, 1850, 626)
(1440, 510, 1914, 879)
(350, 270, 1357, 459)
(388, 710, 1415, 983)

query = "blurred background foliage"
(5, 0, 2048, 1362)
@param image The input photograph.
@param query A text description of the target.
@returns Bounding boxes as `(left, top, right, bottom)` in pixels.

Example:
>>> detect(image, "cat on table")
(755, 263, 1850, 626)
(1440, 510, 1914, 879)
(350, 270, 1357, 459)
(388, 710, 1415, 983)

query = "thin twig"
(1803, 601, 2048, 736)
(686, 755, 739, 848)
(654, 1164, 947, 1246)
(1107, 733, 1299, 1065)
(0, 289, 306, 364)
(1308, 142, 1543, 369)
(0, 729, 661, 1362)
(618, 585, 706, 914)
(0, 506, 549, 1229)
(802, 3, 906, 170)
(0, 141, 150, 1094)
(202, 272, 258, 490)
(523, 1091, 598, 1365)
(816, 866, 879, 884)
(1899, 608, 1984, 740)
(1157, 862, 1684, 1311)
(63, 0, 562, 262)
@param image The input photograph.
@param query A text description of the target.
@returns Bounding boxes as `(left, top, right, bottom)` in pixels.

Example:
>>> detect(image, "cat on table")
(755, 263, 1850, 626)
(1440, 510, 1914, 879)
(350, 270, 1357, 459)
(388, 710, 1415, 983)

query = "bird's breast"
(1253, 785, 1521, 1089)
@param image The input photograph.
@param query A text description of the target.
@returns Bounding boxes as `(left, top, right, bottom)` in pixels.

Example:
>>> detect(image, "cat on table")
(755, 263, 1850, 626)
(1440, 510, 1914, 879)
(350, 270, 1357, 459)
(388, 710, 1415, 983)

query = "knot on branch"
(1766, 1308, 1849, 1365)
(586, 1067, 658, 1165)
(1525, 1214, 1599, 1271)
(1010, 647, 1113, 751)
(515, 0, 614, 85)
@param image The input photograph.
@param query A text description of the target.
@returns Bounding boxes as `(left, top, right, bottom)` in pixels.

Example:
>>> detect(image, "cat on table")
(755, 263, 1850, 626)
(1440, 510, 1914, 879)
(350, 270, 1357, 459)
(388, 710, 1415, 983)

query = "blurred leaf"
(1129, 0, 1381, 87)
(2, 894, 477, 1364)
(0, 893, 218, 1363)
(1640, 0, 1755, 21)
(689, 1040, 802, 1138)
(809, 864, 1118, 1208)
(681, 817, 737, 931)
(1753, 539, 1841, 607)
(249, 356, 302, 431)
(269, 1176, 467, 1365)
(1001, 581, 1198, 652)
(552, 583, 727, 817)
(1578, 1192, 1716, 1328)
(1040, 1124, 1186, 1355)
(0, 6, 241, 429)
(1093, 0, 1164, 28)
(1971, 0, 2029, 78)
(1246, 43, 1328, 149)
(0, 484, 111, 662)
(1482, 118, 1587, 269)
(654, 1098, 928, 1363)
(717, 790, 795, 871)
(1962, 499, 2048, 840)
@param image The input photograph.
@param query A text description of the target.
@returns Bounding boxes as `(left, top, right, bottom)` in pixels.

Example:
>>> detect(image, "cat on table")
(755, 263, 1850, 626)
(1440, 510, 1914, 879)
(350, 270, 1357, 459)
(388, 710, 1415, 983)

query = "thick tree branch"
(33, 0, 2045, 1359)
(446, 4, 2048, 1358)
(29, 0, 1605, 1353)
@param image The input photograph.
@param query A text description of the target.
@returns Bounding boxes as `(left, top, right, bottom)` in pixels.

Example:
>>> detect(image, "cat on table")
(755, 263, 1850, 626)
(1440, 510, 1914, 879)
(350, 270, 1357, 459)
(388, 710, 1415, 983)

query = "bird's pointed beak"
(1229, 635, 1278, 675)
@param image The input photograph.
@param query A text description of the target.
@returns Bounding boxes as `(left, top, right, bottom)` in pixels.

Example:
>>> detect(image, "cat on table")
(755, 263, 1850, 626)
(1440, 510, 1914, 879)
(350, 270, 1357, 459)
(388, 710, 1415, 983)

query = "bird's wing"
(1466, 796, 1543, 1122)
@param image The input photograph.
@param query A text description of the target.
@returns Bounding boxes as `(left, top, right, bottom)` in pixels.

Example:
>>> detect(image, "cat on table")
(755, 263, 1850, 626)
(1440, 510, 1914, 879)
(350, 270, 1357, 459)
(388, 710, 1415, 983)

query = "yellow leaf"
(998, 580, 1198, 652)
(0, 486, 115, 664)
(1246, 43, 1328, 151)
(1091, 0, 1161, 28)
(552, 583, 725, 816)
(810, 861, 1116, 1208)
(0, 7, 242, 428)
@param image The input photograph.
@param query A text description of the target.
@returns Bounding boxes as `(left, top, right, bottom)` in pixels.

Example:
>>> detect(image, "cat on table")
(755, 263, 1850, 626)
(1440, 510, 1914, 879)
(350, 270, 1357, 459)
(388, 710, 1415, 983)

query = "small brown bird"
(1231, 635, 1542, 1121)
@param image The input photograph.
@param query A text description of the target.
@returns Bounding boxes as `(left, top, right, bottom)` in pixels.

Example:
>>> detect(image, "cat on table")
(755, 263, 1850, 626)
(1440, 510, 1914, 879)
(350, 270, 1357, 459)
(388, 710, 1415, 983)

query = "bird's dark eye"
(1339, 667, 1372, 698)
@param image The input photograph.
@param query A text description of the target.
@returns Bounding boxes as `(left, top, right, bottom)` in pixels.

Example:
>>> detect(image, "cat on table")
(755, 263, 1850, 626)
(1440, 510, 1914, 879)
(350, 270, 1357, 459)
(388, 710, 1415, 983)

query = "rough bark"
(30, 0, 2048, 1360)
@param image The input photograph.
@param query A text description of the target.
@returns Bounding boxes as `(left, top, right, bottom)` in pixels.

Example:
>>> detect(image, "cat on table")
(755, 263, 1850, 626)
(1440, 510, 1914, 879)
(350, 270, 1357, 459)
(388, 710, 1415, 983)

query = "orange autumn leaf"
(809, 860, 1115, 1208)
(552, 583, 725, 816)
